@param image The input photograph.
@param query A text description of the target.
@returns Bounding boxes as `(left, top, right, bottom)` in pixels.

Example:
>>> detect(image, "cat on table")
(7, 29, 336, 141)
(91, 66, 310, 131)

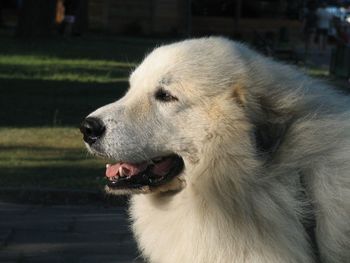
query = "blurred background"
(0, 0, 349, 262)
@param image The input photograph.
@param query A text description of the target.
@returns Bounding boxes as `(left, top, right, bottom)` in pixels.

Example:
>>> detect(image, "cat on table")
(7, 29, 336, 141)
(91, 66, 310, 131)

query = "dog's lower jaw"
(105, 175, 186, 195)
(151, 175, 186, 194)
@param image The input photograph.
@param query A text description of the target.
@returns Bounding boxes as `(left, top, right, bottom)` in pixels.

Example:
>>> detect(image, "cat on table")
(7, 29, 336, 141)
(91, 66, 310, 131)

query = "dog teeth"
(111, 176, 118, 181)
(106, 164, 110, 168)
(119, 166, 125, 177)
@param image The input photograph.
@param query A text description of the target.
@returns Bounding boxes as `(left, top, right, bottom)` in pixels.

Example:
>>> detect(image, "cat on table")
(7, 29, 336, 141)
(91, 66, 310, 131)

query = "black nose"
(80, 117, 106, 145)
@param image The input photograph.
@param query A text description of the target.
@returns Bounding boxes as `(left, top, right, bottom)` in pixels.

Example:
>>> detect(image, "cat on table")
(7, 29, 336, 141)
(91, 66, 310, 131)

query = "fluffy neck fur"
(130, 115, 315, 263)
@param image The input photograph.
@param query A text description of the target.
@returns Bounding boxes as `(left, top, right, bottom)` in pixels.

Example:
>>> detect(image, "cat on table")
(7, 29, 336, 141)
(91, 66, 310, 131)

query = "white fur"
(86, 37, 350, 263)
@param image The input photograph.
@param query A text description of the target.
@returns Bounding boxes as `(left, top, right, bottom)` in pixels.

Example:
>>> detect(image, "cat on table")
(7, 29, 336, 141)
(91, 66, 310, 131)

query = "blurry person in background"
(57, 0, 85, 37)
(333, 2, 350, 45)
(316, 2, 333, 53)
(63, 0, 78, 37)
(56, 0, 65, 26)
(346, 3, 350, 24)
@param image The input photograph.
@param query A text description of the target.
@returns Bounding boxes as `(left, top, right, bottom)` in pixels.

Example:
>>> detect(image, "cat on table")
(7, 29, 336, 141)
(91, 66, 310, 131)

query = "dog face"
(81, 38, 269, 195)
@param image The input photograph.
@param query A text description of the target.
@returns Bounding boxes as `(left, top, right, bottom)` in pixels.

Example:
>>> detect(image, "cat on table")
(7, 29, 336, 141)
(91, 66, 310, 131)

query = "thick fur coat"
(84, 37, 350, 263)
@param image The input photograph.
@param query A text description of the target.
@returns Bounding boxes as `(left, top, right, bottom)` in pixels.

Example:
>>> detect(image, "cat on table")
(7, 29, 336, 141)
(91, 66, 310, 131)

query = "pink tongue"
(105, 158, 175, 179)
(151, 158, 174, 176)
(105, 162, 148, 178)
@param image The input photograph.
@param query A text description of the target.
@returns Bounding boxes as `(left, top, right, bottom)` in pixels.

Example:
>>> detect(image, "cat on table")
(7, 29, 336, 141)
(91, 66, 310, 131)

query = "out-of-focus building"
(88, 0, 302, 38)
(88, 0, 188, 35)
(1, 0, 304, 40)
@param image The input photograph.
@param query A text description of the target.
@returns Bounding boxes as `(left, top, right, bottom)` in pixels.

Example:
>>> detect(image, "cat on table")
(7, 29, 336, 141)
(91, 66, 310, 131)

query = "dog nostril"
(80, 117, 106, 144)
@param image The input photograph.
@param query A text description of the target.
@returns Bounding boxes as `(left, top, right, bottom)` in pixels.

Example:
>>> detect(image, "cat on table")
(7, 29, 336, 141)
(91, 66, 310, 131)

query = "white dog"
(80, 37, 350, 263)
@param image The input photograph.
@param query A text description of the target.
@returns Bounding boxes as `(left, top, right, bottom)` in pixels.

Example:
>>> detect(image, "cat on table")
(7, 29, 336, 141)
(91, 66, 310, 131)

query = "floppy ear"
(252, 96, 293, 158)
(253, 118, 290, 156)
(232, 83, 292, 158)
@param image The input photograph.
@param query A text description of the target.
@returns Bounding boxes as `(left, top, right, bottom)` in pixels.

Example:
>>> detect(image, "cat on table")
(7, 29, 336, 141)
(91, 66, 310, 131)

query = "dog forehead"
(129, 46, 183, 90)
(129, 37, 247, 95)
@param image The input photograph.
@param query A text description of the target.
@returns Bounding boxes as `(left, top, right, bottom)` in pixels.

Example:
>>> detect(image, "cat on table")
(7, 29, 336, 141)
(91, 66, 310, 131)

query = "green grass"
(306, 67, 329, 78)
(0, 55, 134, 83)
(0, 127, 105, 190)
(0, 35, 162, 191)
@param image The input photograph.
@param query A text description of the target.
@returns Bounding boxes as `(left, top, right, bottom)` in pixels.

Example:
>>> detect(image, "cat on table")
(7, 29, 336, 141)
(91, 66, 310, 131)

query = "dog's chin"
(103, 154, 187, 195)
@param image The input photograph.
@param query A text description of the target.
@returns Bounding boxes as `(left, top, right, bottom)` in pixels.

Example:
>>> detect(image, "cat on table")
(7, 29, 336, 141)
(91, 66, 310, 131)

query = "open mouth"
(105, 155, 184, 190)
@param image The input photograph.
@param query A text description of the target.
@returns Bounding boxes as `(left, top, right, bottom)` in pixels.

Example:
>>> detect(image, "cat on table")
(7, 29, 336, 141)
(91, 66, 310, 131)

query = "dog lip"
(106, 155, 184, 190)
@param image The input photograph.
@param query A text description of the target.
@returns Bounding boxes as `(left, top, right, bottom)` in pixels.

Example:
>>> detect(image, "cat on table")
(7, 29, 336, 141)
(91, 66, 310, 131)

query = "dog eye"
(155, 88, 178, 102)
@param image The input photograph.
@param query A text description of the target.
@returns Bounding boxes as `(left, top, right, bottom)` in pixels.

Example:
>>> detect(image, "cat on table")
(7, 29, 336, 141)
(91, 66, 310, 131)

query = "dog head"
(81, 37, 296, 195)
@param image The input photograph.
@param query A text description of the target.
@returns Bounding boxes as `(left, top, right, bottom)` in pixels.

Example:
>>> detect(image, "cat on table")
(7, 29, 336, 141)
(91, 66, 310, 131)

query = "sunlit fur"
(86, 37, 350, 263)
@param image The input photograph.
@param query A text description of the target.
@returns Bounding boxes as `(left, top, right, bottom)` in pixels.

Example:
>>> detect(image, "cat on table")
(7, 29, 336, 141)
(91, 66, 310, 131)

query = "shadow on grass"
(0, 164, 132, 205)
(0, 144, 129, 204)
(0, 63, 131, 81)
(0, 77, 128, 127)
(0, 143, 103, 185)
(0, 165, 105, 189)
(0, 36, 157, 61)
(0, 145, 89, 162)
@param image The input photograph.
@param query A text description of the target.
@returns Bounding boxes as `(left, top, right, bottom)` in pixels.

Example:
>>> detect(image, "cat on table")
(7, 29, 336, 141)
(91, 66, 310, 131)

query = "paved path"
(0, 202, 144, 263)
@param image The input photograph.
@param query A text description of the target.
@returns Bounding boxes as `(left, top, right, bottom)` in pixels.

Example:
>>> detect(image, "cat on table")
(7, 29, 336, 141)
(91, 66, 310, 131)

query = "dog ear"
(253, 120, 289, 156)
(232, 83, 292, 158)
(252, 96, 293, 158)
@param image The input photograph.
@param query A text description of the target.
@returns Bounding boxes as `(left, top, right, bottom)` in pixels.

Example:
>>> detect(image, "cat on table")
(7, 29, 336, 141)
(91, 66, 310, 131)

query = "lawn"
(0, 35, 164, 192)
